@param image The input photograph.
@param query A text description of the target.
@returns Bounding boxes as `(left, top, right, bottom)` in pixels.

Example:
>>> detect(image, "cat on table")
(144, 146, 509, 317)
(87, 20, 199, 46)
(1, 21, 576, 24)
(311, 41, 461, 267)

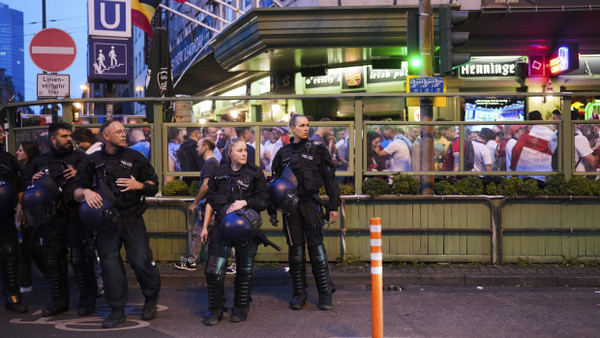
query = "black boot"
(231, 254, 254, 322)
(42, 244, 69, 317)
(308, 244, 333, 311)
(203, 255, 227, 326)
(71, 245, 97, 316)
(0, 241, 28, 314)
(204, 277, 225, 325)
(288, 245, 307, 310)
(142, 297, 158, 321)
(5, 296, 28, 314)
(102, 308, 126, 328)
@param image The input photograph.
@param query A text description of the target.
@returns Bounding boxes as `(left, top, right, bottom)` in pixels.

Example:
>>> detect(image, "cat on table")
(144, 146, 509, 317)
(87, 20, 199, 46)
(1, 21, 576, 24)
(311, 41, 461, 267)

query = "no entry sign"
(29, 28, 77, 73)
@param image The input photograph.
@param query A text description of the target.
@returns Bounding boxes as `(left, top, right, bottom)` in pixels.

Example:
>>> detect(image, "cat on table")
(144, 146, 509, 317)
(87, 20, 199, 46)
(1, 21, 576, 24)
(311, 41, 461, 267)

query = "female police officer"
(199, 138, 268, 325)
(269, 114, 340, 311)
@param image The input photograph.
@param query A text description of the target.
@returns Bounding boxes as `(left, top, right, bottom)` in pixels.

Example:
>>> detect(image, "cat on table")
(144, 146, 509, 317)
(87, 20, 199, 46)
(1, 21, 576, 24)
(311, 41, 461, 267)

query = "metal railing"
(4, 92, 600, 262)
(6, 91, 597, 185)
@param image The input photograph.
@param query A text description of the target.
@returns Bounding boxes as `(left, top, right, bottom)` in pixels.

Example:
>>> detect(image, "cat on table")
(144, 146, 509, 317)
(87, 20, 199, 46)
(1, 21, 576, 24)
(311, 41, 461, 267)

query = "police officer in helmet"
(0, 124, 27, 313)
(200, 138, 268, 325)
(29, 122, 96, 317)
(269, 114, 340, 311)
(73, 120, 160, 328)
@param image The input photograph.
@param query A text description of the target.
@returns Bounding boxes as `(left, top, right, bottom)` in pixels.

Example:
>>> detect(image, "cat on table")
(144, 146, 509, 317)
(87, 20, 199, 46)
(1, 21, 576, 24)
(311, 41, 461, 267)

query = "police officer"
(73, 120, 160, 328)
(269, 114, 340, 311)
(0, 124, 27, 313)
(200, 138, 268, 325)
(29, 122, 96, 317)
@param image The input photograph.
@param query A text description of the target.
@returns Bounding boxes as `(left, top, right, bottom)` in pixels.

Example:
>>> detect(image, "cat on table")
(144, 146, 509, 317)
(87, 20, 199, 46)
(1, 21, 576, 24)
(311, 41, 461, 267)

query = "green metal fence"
(4, 91, 600, 263)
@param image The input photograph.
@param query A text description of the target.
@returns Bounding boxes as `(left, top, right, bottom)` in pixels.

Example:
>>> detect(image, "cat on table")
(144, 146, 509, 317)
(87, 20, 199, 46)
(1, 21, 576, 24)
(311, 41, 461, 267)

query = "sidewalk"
(133, 262, 600, 288)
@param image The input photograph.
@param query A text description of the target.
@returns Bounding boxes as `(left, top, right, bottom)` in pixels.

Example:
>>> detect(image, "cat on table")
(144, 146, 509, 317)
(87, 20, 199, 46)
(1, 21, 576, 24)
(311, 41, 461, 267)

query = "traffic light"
(371, 10, 419, 72)
(406, 9, 420, 75)
(438, 5, 470, 76)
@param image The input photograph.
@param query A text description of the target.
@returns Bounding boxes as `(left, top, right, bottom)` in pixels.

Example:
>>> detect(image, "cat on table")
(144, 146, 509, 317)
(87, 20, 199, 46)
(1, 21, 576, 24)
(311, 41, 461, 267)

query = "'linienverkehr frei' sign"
(37, 74, 70, 98)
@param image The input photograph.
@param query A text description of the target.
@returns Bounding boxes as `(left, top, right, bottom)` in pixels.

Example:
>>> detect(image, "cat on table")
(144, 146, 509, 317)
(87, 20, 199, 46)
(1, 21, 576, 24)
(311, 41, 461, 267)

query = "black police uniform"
(0, 148, 27, 313)
(270, 137, 340, 310)
(73, 146, 160, 313)
(204, 161, 268, 323)
(31, 146, 97, 316)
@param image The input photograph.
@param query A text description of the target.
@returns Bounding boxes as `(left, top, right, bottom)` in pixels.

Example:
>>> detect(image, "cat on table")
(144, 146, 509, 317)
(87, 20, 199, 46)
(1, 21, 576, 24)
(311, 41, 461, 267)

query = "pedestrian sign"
(88, 37, 132, 82)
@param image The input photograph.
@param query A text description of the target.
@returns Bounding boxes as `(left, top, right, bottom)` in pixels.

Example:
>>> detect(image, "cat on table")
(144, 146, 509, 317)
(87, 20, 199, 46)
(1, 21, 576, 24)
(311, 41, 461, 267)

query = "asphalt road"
(2, 283, 600, 337)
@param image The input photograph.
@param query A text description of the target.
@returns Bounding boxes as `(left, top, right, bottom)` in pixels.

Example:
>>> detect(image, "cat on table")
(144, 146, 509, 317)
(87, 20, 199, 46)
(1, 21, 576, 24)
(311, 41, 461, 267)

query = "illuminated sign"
(547, 43, 579, 75)
(342, 67, 364, 90)
(549, 47, 569, 74)
(459, 57, 525, 78)
(528, 54, 546, 77)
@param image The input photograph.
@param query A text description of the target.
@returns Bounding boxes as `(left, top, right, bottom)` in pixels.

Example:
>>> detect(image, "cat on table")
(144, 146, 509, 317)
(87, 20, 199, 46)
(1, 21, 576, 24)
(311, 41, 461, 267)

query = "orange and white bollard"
(370, 217, 383, 338)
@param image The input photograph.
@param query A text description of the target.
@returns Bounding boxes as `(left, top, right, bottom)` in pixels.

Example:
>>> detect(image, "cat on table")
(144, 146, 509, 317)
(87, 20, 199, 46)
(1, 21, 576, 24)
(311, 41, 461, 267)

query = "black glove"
(269, 213, 278, 227)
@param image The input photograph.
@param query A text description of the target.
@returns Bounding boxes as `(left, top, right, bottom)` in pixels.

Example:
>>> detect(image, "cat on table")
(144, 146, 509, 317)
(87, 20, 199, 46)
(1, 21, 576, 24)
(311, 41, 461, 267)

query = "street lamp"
(80, 84, 90, 115)
(73, 102, 82, 122)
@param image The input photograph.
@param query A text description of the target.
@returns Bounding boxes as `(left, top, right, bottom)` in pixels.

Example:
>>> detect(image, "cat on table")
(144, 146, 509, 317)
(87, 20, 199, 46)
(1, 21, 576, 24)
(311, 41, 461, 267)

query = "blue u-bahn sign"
(88, 0, 131, 38)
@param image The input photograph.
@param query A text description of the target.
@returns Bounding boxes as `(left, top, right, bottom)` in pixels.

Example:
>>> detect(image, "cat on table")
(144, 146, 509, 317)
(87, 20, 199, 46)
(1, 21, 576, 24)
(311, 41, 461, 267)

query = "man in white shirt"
(574, 124, 600, 172)
(472, 128, 494, 172)
(262, 127, 286, 171)
(381, 127, 412, 172)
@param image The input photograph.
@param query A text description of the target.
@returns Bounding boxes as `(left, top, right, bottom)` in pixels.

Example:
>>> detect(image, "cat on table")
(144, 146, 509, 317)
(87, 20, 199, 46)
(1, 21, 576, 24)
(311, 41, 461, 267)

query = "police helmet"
(21, 175, 60, 226)
(0, 181, 17, 214)
(220, 207, 263, 242)
(78, 182, 119, 230)
(268, 167, 299, 214)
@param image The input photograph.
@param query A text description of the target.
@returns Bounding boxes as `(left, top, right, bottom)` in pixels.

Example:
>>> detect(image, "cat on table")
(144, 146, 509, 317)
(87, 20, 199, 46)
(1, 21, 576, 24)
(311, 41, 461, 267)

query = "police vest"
(277, 140, 323, 195)
(35, 150, 83, 189)
(210, 163, 261, 219)
(34, 150, 84, 207)
(88, 149, 141, 209)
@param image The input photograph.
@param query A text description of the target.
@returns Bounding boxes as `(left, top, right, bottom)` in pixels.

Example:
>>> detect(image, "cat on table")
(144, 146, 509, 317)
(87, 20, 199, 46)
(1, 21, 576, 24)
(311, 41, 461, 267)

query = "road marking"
(9, 303, 167, 332)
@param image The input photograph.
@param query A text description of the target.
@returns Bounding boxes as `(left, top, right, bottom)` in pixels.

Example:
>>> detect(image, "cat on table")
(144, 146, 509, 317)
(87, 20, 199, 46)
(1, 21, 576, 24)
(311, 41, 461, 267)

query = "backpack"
(441, 139, 474, 171)
(463, 140, 475, 171)
(397, 135, 413, 156)
(177, 138, 199, 172)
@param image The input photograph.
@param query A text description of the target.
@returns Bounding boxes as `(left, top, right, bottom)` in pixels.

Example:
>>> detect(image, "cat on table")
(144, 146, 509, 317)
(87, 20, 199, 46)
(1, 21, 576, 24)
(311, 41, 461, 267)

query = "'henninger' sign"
(459, 57, 525, 77)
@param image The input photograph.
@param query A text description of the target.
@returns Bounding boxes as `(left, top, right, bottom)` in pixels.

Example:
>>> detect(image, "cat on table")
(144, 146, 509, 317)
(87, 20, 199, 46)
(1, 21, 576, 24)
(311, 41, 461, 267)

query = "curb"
(129, 265, 600, 288)
(31, 264, 600, 288)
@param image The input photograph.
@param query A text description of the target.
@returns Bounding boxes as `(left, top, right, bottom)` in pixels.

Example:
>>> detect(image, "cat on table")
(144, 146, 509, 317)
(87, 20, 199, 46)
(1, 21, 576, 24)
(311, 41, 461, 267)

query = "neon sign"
(546, 43, 579, 75)
(549, 46, 569, 74)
